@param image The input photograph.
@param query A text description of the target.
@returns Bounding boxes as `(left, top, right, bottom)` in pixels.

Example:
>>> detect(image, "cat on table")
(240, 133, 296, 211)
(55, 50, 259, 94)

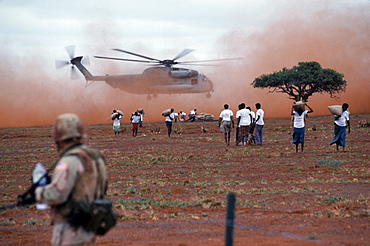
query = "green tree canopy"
(251, 61, 347, 102)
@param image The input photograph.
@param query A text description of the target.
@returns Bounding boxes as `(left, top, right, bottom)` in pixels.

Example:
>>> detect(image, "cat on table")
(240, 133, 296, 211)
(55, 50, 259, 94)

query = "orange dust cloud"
(0, 1, 369, 128)
(211, 0, 370, 118)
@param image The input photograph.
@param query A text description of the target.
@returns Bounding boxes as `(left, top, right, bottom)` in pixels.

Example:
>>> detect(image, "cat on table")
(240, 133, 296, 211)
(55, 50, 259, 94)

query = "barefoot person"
(254, 103, 264, 145)
(330, 103, 350, 151)
(291, 103, 314, 153)
(218, 104, 234, 145)
(130, 111, 141, 137)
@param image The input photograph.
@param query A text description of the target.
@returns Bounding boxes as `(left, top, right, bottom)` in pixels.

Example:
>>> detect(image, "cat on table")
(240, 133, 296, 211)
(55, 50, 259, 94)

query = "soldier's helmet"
(52, 113, 85, 142)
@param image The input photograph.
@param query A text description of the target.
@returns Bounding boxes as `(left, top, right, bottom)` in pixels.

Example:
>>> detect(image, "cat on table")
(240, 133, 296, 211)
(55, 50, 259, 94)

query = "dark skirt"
(239, 126, 250, 136)
(330, 124, 346, 146)
(292, 127, 305, 144)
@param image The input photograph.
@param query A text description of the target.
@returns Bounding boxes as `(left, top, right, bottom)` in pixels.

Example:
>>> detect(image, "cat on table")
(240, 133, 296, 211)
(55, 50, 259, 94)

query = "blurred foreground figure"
(35, 113, 111, 246)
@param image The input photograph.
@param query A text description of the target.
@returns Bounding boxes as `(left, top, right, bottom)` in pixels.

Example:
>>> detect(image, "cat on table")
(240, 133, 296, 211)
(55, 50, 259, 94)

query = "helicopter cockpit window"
(191, 79, 198, 85)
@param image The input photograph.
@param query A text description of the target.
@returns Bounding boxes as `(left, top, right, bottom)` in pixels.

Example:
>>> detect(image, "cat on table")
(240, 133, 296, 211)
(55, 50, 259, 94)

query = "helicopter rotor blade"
(178, 57, 244, 64)
(82, 56, 90, 66)
(65, 45, 75, 60)
(55, 60, 70, 69)
(112, 49, 161, 62)
(94, 56, 158, 64)
(172, 49, 195, 61)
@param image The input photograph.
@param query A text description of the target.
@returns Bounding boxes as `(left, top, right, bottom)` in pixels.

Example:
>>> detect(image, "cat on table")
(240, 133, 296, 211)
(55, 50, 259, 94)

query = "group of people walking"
(218, 102, 350, 153)
(218, 103, 264, 146)
(291, 102, 350, 153)
(111, 102, 351, 153)
(111, 109, 144, 137)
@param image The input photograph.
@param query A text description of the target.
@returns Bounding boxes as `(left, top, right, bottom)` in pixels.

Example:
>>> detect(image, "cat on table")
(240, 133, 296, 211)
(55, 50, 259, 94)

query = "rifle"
(0, 172, 51, 210)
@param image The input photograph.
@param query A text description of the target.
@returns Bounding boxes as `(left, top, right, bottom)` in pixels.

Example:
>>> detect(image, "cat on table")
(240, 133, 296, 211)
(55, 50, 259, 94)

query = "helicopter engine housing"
(170, 69, 199, 78)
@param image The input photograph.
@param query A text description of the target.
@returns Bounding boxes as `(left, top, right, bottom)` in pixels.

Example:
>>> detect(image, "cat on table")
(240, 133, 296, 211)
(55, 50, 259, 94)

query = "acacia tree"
(251, 61, 347, 102)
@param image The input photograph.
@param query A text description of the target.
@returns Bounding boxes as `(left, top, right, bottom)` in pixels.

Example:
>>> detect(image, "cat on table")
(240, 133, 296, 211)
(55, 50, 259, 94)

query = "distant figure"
(291, 103, 314, 153)
(165, 108, 176, 138)
(247, 106, 256, 144)
(179, 111, 187, 121)
(111, 110, 123, 136)
(218, 104, 234, 145)
(330, 103, 350, 151)
(235, 103, 252, 146)
(188, 109, 197, 122)
(137, 109, 144, 127)
(131, 111, 141, 137)
(254, 103, 264, 145)
(234, 104, 243, 145)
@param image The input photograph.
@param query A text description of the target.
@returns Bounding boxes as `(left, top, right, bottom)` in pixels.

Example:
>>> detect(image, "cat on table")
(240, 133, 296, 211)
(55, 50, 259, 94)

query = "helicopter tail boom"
(70, 56, 93, 80)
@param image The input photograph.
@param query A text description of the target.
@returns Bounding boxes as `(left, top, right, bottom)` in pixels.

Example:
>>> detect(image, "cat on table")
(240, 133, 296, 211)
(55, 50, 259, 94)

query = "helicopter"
(56, 46, 238, 100)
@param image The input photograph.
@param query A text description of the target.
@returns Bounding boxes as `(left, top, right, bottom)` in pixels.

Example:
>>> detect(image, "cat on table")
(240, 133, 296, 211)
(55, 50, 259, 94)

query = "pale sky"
(0, 0, 369, 127)
(0, 0, 367, 70)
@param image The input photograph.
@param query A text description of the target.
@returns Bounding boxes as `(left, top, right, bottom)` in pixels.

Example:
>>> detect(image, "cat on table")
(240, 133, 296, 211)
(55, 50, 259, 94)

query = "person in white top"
(188, 109, 197, 122)
(247, 106, 256, 144)
(111, 110, 123, 136)
(165, 108, 176, 138)
(330, 103, 350, 151)
(130, 112, 141, 137)
(218, 104, 234, 145)
(291, 103, 314, 153)
(254, 103, 264, 145)
(235, 103, 252, 145)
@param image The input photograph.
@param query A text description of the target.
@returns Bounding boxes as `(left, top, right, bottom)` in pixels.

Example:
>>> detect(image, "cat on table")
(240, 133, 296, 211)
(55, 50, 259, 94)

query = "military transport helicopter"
(56, 46, 236, 100)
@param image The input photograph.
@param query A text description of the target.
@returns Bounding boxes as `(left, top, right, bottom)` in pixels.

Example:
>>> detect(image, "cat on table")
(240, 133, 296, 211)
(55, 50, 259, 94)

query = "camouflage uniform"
(35, 114, 107, 246)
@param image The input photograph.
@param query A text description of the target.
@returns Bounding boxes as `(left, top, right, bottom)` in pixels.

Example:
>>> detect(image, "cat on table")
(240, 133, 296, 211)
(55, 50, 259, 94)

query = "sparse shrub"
(201, 125, 208, 133)
(24, 218, 38, 226)
(317, 158, 342, 168)
(150, 128, 161, 133)
(322, 196, 346, 205)
(174, 127, 183, 134)
(358, 120, 370, 127)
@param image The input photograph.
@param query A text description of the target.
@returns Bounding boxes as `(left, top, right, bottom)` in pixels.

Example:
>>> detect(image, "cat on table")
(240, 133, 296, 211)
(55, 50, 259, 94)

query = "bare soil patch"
(0, 114, 369, 245)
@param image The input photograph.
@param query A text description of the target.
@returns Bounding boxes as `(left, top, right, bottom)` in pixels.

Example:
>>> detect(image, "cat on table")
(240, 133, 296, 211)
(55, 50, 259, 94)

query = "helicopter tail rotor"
(55, 45, 90, 80)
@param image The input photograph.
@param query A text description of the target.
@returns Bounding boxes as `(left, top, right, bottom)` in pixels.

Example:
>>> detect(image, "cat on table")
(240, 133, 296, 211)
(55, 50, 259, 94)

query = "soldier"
(35, 113, 108, 246)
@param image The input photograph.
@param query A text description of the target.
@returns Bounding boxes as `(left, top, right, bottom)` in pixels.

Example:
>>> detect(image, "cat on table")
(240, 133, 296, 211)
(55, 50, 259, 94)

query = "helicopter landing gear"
(147, 95, 152, 100)
(206, 93, 212, 98)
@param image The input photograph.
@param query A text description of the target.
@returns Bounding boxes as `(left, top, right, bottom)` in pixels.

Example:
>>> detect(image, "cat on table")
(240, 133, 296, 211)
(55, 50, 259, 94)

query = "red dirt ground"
(0, 114, 369, 246)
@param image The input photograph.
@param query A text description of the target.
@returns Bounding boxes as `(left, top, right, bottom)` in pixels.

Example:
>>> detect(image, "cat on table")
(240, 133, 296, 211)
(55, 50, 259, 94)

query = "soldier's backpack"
(66, 146, 118, 236)
(67, 199, 118, 235)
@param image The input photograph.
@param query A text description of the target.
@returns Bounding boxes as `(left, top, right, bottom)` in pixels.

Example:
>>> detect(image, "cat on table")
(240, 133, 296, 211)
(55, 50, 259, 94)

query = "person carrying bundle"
(111, 110, 123, 136)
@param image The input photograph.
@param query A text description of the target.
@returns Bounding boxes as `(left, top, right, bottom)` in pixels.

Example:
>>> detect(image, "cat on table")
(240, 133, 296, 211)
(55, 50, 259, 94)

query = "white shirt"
(292, 110, 308, 128)
(131, 115, 141, 124)
(236, 108, 252, 127)
(334, 110, 350, 127)
(166, 112, 176, 122)
(256, 109, 264, 125)
(219, 109, 233, 121)
(250, 111, 256, 123)
(113, 115, 122, 126)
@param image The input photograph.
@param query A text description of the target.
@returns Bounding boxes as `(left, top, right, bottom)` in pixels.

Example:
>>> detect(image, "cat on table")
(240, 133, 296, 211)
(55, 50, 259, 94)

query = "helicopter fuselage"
(90, 67, 213, 95)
